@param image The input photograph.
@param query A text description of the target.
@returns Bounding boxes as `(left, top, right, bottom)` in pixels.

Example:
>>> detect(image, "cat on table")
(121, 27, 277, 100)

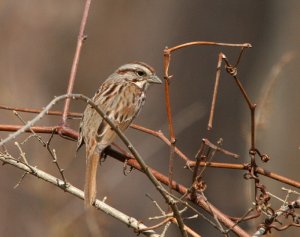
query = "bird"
(77, 62, 162, 207)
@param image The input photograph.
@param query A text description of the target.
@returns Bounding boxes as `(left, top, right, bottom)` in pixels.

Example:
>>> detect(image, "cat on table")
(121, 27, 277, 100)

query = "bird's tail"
(84, 151, 100, 208)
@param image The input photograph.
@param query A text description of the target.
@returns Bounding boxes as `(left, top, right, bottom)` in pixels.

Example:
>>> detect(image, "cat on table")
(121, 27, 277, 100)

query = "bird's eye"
(136, 70, 146, 77)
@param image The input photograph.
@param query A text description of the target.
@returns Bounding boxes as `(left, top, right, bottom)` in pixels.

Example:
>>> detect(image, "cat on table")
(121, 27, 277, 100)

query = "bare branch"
(61, 0, 91, 125)
(0, 152, 159, 237)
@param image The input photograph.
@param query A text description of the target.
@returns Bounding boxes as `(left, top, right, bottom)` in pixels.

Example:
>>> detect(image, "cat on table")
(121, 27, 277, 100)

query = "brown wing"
(78, 80, 144, 152)
(77, 80, 113, 151)
(94, 82, 144, 148)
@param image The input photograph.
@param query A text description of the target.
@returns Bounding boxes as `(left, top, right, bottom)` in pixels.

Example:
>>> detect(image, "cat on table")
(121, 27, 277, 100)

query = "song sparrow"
(77, 62, 162, 207)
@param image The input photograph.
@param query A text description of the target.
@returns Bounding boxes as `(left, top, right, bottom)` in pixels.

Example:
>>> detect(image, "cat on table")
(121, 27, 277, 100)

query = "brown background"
(0, 1, 300, 236)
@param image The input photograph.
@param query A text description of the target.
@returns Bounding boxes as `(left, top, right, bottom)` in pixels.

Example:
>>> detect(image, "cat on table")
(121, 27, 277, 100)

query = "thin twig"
(46, 130, 67, 184)
(187, 160, 300, 188)
(226, 208, 255, 233)
(170, 218, 202, 237)
(0, 124, 78, 140)
(61, 0, 91, 125)
(145, 194, 201, 236)
(162, 189, 225, 233)
(139, 217, 173, 232)
(200, 191, 228, 236)
(192, 140, 205, 183)
(13, 171, 28, 189)
(203, 138, 239, 159)
(14, 141, 29, 165)
(130, 124, 190, 162)
(13, 110, 46, 145)
(146, 194, 166, 216)
(0, 95, 74, 146)
(13, 141, 29, 188)
(0, 105, 81, 119)
(161, 221, 171, 237)
(208, 52, 223, 130)
(165, 41, 251, 53)
(163, 51, 175, 143)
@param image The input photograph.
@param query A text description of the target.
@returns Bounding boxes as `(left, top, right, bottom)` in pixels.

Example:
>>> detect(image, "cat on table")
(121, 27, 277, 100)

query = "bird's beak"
(148, 75, 162, 84)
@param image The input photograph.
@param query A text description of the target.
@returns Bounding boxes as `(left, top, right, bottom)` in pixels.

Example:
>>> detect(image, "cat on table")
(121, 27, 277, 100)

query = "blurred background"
(0, 1, 300, 236)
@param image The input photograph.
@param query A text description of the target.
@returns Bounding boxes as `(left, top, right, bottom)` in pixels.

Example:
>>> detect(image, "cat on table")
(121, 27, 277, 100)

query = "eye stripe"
(133, 62, 155, 73)
(116, 68, 136, 74)
(117, 62, 155, 76)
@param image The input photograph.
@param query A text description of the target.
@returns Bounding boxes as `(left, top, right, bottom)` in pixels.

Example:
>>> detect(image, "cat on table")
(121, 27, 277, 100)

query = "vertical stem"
(163, 50, 176, 143)
(192, 140, 205, 183)
(233, 75, 256, 151)
(251, 104, 256, 151)
(168, 143, 175, 193)
(163, 50, 177, 208)
(61, 0, 92, 126)
(208, 53, 223, 130)
(234, 47, 246, 67)
(164, 79, 175, 141)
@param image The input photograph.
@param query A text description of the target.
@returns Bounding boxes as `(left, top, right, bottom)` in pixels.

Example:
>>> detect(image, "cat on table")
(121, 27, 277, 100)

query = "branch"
(2, 94, 298, 235)
(0, 93, 247, 236)
(1, 116, 298, 189)
(0, 153, 159, 237)
(107, 149, 250, 237)
(163, 41, 252, 142)
(0, 105, 81, 118)
(187, 161, 300, 188)
(0, 94, 188, 237)
(0, 95, 79, 146)
(0, 135, 249, 236)
(165, 41, 252, 53)
(61, 0, 91, 125)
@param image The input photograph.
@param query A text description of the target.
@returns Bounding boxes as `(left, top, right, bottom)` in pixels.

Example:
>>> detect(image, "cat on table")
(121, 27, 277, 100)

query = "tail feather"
(84, 152, 100, 208)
